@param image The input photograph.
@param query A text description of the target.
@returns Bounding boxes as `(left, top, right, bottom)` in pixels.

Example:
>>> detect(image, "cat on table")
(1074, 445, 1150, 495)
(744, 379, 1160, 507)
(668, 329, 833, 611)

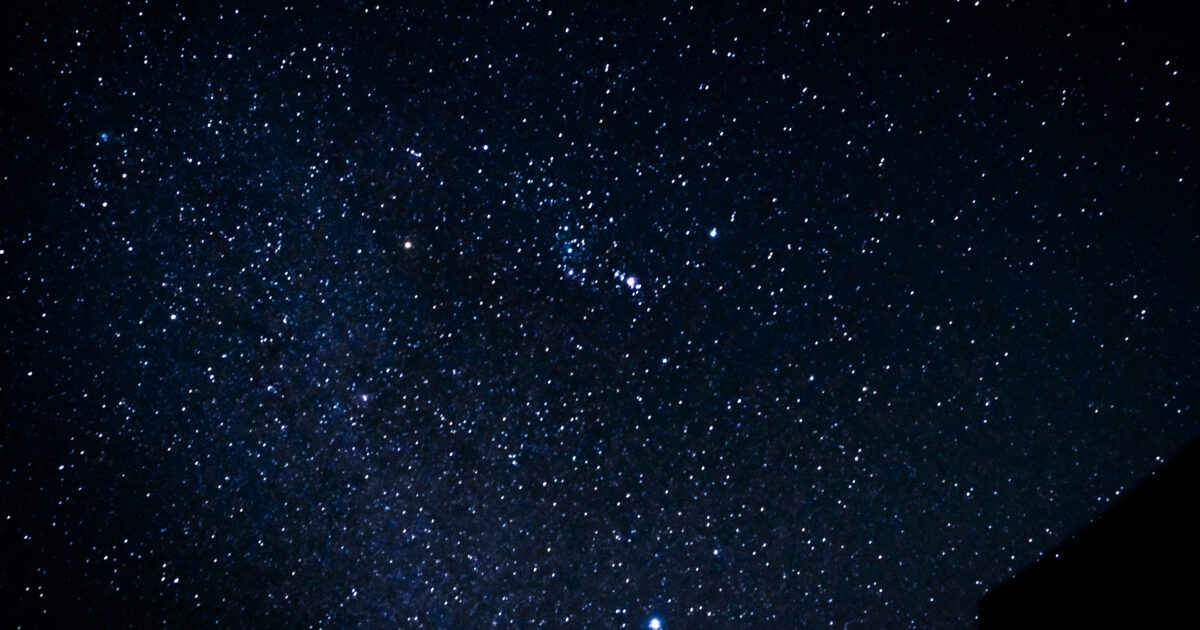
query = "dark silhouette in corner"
(978, 435, 1200, 628)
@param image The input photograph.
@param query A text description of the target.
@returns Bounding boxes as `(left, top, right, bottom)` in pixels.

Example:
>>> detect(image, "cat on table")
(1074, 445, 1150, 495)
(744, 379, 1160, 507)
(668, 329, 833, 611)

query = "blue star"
(649, 617, 662, 629)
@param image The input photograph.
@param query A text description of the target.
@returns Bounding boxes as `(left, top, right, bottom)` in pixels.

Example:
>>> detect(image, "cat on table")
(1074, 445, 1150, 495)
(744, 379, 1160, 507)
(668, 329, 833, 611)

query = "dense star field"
(2, 2, 1197, 627)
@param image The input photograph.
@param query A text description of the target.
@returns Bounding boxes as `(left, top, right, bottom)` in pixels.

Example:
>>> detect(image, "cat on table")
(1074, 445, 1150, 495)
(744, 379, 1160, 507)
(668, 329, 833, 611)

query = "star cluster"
(2, 2, 1197, 628)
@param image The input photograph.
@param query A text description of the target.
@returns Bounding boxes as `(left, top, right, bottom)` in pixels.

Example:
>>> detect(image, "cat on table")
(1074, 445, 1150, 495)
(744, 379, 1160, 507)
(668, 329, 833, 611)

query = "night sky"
(2, 2, 1197, 628)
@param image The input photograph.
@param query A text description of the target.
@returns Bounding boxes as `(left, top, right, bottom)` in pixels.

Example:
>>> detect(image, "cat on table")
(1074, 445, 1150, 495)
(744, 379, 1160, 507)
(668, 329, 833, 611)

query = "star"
(4, 3, 1188, 628)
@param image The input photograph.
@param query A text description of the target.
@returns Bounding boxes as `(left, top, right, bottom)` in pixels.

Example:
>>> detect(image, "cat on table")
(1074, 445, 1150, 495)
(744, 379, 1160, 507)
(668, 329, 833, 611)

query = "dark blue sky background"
(2, 1, 1196, 627)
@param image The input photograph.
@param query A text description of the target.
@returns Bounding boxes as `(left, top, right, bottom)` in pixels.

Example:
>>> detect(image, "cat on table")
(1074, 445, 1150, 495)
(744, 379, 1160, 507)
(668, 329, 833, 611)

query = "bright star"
(709, 227, 718, 237)
(649, 618, 661, 629)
